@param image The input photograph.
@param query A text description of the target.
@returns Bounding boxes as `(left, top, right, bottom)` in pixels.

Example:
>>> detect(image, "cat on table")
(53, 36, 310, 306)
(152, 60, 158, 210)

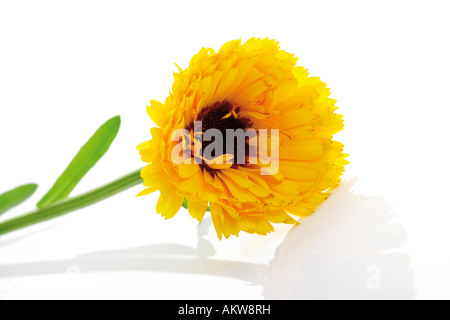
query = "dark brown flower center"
(186, 100, 253, 175)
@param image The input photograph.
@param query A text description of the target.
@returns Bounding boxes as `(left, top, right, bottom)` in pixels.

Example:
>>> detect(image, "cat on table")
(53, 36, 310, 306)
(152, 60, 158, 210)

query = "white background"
(0, 0, 449, 300)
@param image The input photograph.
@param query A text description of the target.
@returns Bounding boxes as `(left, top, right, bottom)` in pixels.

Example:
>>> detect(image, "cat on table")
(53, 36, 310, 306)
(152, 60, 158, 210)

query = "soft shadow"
(0, 218, 263, 283)
(0, 181, 415, 300)
(262, 179, 416, 300)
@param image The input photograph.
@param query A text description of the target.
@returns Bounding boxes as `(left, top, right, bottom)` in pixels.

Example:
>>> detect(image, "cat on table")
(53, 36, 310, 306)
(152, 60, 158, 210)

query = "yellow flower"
(137, 38, 348, 239)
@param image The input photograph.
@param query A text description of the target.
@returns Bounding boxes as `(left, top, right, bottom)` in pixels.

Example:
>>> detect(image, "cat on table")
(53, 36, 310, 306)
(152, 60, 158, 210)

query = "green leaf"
(0, 184, 38, 216)
(182, 198, 188, 209)
(37, 116, 121, 208)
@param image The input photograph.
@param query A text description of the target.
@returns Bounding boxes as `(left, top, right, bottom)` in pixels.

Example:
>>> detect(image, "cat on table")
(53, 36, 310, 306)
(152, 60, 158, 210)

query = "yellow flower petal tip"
(138, 38, 348, 239)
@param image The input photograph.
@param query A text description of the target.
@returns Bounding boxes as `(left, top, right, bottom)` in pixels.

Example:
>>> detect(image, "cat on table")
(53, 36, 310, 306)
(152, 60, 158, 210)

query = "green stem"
(0, 169, 143, 236)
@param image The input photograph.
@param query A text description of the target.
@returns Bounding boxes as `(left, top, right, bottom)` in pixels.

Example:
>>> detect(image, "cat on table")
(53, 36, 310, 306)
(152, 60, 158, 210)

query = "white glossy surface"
(1, 0, 449, 300)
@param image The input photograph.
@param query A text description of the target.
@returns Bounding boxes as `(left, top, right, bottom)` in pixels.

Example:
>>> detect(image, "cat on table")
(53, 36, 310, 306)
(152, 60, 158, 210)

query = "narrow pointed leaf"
(37, 116, 121, 208)
(0, 184, 38, 216)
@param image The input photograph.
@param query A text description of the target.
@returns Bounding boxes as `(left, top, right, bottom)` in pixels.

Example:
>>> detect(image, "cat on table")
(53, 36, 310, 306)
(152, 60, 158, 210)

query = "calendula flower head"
(138, 38, 348, 239)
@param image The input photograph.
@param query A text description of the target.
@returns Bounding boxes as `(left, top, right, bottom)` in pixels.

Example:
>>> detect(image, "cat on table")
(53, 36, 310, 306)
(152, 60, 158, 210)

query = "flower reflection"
(262, 180, 415, 299)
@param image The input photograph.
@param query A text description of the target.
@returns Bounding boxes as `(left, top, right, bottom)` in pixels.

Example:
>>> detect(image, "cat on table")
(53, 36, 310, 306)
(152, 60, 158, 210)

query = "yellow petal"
(266, 210, 298, 224)
(280, 139, 330, 161)
(222, 169, 270, 198)
(156, 192, 184, 220)
(218, 173, 260, 203)
(136, 186, 158, 197)
(178, 163, 199, 179)
(188, 200, 208, 223)
(146, 100, 167, 128)
(205, 154, 234, 170)
(272, 108, 315, 129)
(207, 163, 233, 170)
(210, 203, 224, 240)
(222, 112, 233, 119)
(240, 111, 271, 119)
